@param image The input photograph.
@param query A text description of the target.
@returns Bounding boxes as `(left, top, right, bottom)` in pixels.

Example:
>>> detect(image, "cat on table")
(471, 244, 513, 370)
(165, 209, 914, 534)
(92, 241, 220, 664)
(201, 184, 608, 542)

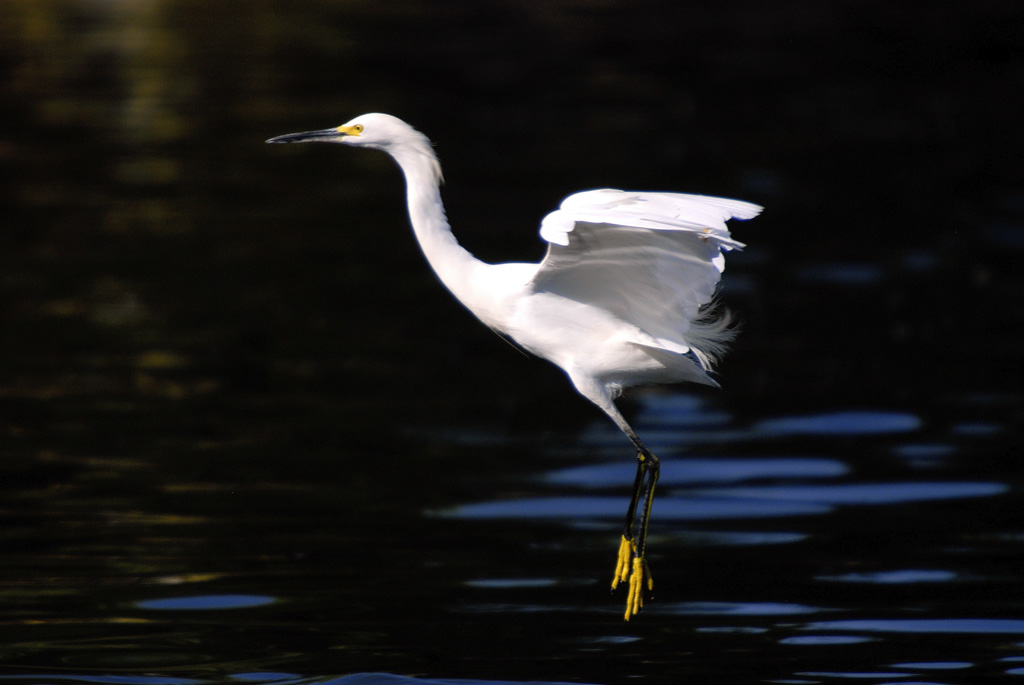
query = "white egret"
(267, 113, 760, 619)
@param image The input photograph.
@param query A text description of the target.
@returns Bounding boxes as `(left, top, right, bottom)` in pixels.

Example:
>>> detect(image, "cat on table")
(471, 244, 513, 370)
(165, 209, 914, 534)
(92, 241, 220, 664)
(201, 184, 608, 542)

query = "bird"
(267, 113, 760, 620)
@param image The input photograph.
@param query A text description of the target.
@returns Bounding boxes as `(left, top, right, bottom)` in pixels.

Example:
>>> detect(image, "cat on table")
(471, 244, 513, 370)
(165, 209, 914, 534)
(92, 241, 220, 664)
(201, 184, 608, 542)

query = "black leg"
(612, 447, 650, 589)
(609, 431, 660, 620)
(636, 448, 660, 560)
(624, 450, 648, 539)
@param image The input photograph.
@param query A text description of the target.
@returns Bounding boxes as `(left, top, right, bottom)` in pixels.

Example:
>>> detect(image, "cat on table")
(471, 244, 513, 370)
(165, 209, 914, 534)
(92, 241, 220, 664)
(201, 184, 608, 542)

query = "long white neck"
(388, 144, 485, 307)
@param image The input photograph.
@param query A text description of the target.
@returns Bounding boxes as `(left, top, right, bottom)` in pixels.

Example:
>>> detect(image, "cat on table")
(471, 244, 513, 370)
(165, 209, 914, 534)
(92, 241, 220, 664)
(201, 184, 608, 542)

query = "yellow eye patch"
(337, 123, 364, 135)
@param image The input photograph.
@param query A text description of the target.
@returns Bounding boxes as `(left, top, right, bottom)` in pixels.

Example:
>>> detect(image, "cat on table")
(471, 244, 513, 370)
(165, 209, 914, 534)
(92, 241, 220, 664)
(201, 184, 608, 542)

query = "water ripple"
(891, 662, 973, 670)
(816, 570, 959, 584)
(686, 530, 807, 546)
(317, 676, 598, 685)
(692, 481, 1007, 505)
(545, 457, 848, 488)
(802, 619, 1024, 634)
(464, 578, 559, 589)
(438, 495, 831, 520)
(794, 672, 915, 680)
(135, 595, 276, 611)
(656, 601, 824, 616)
(779, 635, 876, 645)
(753, 411, 921, 437)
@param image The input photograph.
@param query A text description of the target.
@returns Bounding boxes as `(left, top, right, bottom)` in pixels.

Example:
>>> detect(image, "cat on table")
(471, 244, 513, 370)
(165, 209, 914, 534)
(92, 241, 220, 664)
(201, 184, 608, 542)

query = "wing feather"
(529, 188, 760, 360)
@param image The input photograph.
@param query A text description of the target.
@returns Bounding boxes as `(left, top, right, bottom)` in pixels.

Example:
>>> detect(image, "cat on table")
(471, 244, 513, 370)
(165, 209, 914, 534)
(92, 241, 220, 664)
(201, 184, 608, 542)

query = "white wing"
(529, 188, 761, 356)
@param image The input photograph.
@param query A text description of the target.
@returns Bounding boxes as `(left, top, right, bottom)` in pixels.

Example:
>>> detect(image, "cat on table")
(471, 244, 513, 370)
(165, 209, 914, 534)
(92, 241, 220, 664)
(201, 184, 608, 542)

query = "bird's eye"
(353, 124, 364, 133)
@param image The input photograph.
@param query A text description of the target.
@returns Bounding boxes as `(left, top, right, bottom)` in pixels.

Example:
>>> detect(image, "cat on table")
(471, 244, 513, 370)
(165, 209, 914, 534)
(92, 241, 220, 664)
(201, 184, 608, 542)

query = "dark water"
(2, 1, 1024, 684)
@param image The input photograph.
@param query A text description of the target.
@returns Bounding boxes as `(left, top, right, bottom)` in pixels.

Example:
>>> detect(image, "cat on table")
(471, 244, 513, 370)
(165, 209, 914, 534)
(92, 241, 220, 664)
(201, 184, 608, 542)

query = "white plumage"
(533, 189, 755, 359)
(268, 113, 761, 619)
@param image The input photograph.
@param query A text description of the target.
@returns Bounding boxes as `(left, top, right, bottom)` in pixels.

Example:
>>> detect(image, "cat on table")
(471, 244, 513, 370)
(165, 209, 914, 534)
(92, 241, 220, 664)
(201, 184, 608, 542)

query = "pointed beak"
(265, 128, 345, 144)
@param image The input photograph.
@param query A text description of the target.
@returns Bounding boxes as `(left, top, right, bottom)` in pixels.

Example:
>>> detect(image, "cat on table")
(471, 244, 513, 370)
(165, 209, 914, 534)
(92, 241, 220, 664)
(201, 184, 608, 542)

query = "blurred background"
(1, 1, 1023, 684)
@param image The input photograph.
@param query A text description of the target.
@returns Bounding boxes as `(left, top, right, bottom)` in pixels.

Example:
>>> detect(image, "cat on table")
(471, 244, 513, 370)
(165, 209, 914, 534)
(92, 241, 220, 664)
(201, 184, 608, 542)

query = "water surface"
(2, 1, 1023, 684)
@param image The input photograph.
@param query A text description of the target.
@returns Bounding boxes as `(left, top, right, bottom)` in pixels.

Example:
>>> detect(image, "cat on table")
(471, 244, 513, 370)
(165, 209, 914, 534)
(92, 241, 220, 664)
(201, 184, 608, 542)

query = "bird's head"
(266, 113, 426, 153)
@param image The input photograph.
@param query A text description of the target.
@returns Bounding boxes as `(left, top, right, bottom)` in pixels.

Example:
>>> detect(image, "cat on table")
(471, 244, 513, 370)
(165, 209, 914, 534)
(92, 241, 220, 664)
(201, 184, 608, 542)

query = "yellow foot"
(611, 535, 633, 590)
(613, 541, 654, 621)
(624, 555, 654, 621)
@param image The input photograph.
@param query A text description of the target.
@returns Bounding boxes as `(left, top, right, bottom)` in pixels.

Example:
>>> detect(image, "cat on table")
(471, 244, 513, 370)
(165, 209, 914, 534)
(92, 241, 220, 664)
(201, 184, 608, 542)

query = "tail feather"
(686, 305, 738, 372)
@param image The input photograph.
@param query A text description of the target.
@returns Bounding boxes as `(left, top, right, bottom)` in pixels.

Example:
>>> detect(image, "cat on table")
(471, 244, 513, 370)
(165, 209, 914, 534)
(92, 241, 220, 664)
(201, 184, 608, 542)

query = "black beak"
(266, 128, 343, 144)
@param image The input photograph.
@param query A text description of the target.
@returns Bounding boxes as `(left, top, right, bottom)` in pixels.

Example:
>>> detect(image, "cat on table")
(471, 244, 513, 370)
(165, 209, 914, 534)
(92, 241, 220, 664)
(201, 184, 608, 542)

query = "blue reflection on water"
(686, 530, 806, 546)
(693, 481, 1007, 505)
(753, 411, 921, 436)
(596, 409, 929, 447)
(695, 626, 769, 634)
(802, 619, 1024, 634)
(890, 443, 956, 461)
(655, 601, 824, 616)
(546, 457, 848, 488)
(464, 578, 559, 589)
(816, 569, 959, 584)
(439, 495, 831, 520)
(779, 635, 876, 645)
(794, 671, 917, 680)
(442, 476, 1005, 522)
(136, 595, 276, 611)
(950, 421, 1003, 436)
(891, 662, 973, 670)
(632, 393, 733, 428)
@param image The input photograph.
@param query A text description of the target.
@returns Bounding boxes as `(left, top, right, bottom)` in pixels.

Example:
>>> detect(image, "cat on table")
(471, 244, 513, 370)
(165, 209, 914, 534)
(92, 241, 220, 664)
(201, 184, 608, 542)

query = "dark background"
(1, 1, 1022, 683)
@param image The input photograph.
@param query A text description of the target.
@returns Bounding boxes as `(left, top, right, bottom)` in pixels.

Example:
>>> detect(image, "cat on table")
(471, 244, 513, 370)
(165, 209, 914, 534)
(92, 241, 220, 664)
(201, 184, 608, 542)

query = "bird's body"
(268, 113, 761, 619)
